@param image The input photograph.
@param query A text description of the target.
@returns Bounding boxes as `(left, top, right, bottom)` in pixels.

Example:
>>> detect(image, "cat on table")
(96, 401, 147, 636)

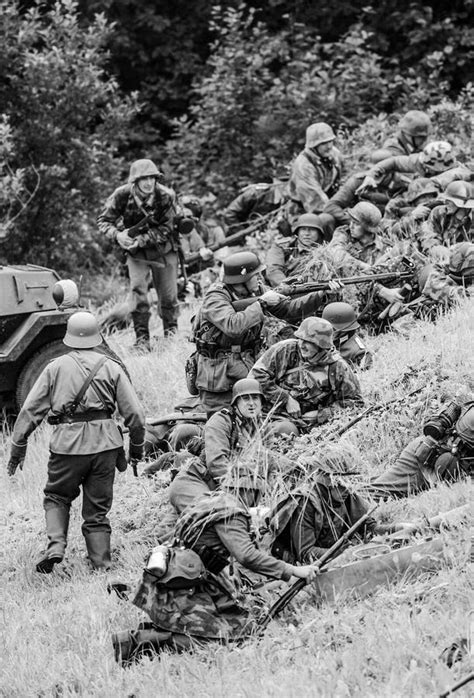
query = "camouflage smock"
(289, 147, 344, 213)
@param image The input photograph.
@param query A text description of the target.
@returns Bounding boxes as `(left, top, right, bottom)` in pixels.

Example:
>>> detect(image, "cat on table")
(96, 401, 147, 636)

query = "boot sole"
(36, 555, 63, 574)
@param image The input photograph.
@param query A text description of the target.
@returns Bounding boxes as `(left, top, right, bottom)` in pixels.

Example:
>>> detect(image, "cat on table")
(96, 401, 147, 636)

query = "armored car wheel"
(16, 340, 68, 409)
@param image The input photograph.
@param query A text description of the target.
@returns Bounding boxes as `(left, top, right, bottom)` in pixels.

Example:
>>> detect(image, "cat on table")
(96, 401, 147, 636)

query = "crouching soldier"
(322, 302, 373, 370)
(7, 312, 146, 573)
(365, 400, 473, 498)
(249, 317, 364, 434)
(112, 466, 316, 663)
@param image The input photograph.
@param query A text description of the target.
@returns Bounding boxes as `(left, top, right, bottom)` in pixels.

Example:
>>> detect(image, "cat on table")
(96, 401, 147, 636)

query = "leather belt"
(47, 410, 112, 425)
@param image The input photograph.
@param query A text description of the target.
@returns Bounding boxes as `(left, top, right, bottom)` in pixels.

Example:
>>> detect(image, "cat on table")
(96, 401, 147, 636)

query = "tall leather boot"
(36, 506, 70, 573)
(84, 530, 112, 571)
(112, 625, 172, 666)
(131, 310, 151, 351)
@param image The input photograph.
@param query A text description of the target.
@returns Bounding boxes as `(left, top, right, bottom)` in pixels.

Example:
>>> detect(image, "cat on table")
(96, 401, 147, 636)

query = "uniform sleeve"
(114, 370, 146, 449)
(330, 360, 364, 408)
(289, 153, 329, 212)
(97, 189, 123, 242)
(269, 291, 325, 323)
(323, 176, 359, 225)
(11, 366, 53, 446)
(249, 344, 293, 407)
(224, 192, 250, 227)
(369, 154, 418, 184)
(204, 412, 233, 483)
(420, 207, 445, 251)
(265, 243, 288, 287)
(214, 515, 292, 580)
(155, 189, 176, 240)
(202, 290, 265, 340)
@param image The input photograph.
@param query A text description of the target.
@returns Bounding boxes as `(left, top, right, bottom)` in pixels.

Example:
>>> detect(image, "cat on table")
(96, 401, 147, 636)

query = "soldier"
(249, 317, 363, 434)
(365, 401, 473, 498)
(289, 122, 345, 213)
(192, 251, 331, 416)
(179, 194, 226, 248)
(223, 179, 290, 231)
(384, 177, 441, 223)
(322, 302, 373, 369)
(200, 192, 227, 243)
(265, 213, 330, 287)
(420, 181, 474, 263)
(356, 141, 472, 197)
(383, 110, 432, 156)
(97, 158, 178, 349)
(6, 312, 145, 573)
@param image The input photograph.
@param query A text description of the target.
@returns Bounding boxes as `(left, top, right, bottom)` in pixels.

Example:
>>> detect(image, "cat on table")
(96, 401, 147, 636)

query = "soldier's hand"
(355, 176, 377, 196)
(286, 396, 301, 418)
(376, 285, 404, 304)
(199, 247, 214, 261)
(289, 564, 317, 583)
(7, 458, 24, 476)
(116, 230, 137, 250)
(259, 290, 286, 307)
(411, 204, 430, 221)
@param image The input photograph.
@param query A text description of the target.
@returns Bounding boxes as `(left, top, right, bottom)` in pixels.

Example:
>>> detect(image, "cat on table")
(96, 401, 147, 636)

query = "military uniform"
(11, 348, 145, 569)
(420, 204, 473, 253)
(334, 332, 373, 370)
(97, 178, 178, 338)
(224, 181, 289, 230)
(193, 282, 326, 415)
(366, 155, 471, 190)
(249, 338, 363, 427)
(265, 236, 315, 287)
(325, 226, 391, 273)
(289, 147, 344, 213)
(323, 172, 398, 226)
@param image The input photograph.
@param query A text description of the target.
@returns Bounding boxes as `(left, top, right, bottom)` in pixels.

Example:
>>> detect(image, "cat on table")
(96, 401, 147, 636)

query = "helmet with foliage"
(405, 177, 441, 204)
(305, 122, 336, 149)
(128, 159, 162, 184)
(348, 201, 382, 232)
(222, 251, 265, 284)
(294, 317, 333, 348)
(63, 312, 102, 349)
(420, 142, 455, 172)
(398, 111, 432, 137)
(231, 378, 263, 405)
(180, 195, 203, 218)
(455, 403, 474, 447)
(322, 302, 359, 332)
(292, 213, 325, 235)
(443, 181, 474, 209)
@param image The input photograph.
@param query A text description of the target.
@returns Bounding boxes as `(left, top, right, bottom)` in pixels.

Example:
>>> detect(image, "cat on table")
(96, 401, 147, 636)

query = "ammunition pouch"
(184, 351, 199, 396)
(47, 410, 112, 425)
(195, 341, 257, 359)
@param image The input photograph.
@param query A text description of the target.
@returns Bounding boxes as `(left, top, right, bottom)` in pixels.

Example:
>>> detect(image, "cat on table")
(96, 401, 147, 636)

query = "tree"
(0, 0, 138, 272)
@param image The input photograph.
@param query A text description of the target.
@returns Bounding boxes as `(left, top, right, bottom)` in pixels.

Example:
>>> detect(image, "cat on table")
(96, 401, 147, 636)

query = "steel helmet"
(294, 317, 334, 348)
(398, 111, 432, 137)
(420, 141, 455, 172)
(63, 311, 102, 349)
(455, 403, 474, 447)
(292, 213, 325, 236)
(180, 195, 202, 218)
(405, 177, 440, 203)
(231, 378, 263, 405)
(348, 201, 382, 232)
(305, 122, 336, 149)
(128, 159, 162, 184)
(52, 279, 79, 308)
(322, 302, 360, 332)
(443, 180, 474, 209)
(222, 251, 265, 284)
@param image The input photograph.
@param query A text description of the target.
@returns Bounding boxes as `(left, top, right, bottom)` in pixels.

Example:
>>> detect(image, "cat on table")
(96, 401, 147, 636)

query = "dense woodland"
(0, 0, 473, 272)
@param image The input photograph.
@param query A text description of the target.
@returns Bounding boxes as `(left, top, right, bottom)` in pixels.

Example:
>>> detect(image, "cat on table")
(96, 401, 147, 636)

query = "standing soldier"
(383, 110, 432, 156)
(97, 159, 178, 349)
(192, 251, 331, 416)
(6, 311, 146, 573)
(289, 122, 345, 214)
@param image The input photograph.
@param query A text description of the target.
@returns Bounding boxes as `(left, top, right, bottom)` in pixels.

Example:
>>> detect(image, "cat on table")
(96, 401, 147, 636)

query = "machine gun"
(232, 268, 415, 311)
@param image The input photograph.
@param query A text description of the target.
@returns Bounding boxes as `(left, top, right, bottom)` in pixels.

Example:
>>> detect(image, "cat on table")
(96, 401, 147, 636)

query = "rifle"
(257, 505, 378, 632)
(231, 268, 415, 311)
(146, 411, 207, 427)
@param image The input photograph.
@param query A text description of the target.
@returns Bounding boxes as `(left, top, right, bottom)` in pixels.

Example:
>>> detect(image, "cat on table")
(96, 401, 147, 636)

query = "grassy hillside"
(1, 298, 473, 697)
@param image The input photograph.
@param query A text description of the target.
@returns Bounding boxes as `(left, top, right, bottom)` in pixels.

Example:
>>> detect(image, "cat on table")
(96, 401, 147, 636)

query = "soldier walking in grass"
(7, 312, 145, 573)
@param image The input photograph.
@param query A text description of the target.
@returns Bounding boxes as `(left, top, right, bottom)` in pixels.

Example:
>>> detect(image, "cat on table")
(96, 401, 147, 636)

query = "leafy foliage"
(0, 0, 138, 272)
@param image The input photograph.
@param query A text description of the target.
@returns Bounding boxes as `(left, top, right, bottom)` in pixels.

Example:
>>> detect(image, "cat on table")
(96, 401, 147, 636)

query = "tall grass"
(1, 298, 472, 697)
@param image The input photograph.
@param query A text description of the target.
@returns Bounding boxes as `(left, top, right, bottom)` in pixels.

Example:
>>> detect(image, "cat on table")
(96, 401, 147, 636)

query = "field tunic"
(421, 205, 473, 252)
(265, 237, 315, 287)
(289, 147, 344, 213)
(11, 349, 145, 454)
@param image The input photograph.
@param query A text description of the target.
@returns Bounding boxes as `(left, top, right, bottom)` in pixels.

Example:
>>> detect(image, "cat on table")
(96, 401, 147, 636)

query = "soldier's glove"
(7, 442, 27, 476)
(259, 290, 286, 308)
(128, 441, 144, 463)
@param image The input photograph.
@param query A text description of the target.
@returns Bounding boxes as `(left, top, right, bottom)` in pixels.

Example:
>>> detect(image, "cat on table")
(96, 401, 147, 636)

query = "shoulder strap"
(67, 355, 109, 415)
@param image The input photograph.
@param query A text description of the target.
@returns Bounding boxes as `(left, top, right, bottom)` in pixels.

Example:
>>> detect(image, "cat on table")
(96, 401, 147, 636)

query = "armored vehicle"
(0, 264, 77, 412)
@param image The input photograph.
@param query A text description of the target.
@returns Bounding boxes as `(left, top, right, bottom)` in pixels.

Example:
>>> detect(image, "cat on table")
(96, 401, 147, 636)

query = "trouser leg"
(199, 389, 233, 418)
(127, 255, 152, 347)
(365, 437, 427, 499)
(151, 251, 179, 335)
(82, 449, 117, 570)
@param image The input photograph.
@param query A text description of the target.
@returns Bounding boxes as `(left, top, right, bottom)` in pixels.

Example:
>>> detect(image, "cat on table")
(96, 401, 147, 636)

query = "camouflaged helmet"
(443, 181, 474, 209)
(398, 111, 432, 137)
(222, 251, 265, 284)
(455, 403, 474, 447)
(448, 242, 474, 284)
(305, 122, 336, 149)
(128, 159, 162, 184)
(292, 213, 325, 236)
(348, 201, 382, 233)
(405, 177, 441, 203)
(322, 302, 360, 332)
(231, 378, 263, 405)
(294, 317, 334, 348)
(420, 141, 455, 172)
(63, 311, 102, 349)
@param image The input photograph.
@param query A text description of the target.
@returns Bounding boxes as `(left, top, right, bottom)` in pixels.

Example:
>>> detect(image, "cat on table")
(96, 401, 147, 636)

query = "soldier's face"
(297, 227, 322, 248)
(316, 141, 334, 158)
(235, 394, 262, 419)
(411, 134, 428, 150)
(350, 220, 374, 241)
(298, 338, 326, 361)
(136, 176, 156, 195)
(245, 274, 262, 294)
